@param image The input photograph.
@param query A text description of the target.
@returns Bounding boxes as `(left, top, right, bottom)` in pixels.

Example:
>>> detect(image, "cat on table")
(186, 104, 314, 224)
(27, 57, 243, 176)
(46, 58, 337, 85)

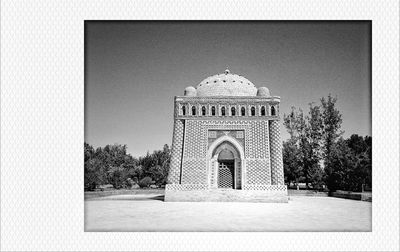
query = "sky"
(85, 21, 371, 157)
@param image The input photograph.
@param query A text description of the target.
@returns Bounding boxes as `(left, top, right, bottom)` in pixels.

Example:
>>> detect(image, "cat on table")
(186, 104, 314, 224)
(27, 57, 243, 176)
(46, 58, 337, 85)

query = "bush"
(126, 178, 135, 188)
(138, 177, 153, 188)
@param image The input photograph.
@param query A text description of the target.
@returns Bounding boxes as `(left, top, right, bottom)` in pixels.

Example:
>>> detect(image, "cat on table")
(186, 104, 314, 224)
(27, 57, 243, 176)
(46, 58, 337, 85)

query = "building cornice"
(175, 96, 281, 103)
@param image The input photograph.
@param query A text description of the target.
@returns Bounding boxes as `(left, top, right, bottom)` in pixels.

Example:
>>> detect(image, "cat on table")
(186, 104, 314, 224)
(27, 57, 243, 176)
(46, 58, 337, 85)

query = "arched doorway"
(208, 136, 243, 190)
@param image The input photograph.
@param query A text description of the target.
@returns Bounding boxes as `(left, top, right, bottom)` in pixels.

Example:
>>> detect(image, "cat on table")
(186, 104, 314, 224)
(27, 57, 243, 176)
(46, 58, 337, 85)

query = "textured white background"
(1, 0, 399, 251)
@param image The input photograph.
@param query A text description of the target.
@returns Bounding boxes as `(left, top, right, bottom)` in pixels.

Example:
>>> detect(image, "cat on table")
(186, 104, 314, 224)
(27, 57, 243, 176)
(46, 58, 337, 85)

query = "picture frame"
(1, 0, 399, 251)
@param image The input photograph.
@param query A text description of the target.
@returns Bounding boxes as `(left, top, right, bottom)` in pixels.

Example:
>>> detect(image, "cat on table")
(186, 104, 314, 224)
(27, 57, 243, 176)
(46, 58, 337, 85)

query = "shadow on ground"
(85, 193, 165, 201)
(146, 195, 165, 201)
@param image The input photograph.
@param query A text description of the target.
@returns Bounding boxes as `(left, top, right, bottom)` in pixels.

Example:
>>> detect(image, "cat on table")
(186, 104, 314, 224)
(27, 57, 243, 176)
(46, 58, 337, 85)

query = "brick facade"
(165, 71, 287, 202)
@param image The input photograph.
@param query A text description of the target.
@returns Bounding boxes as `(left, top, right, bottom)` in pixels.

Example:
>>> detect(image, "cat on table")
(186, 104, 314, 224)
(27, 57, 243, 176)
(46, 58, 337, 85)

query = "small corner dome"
(257, 87, 271, 97)
(184, 86, 197, 96)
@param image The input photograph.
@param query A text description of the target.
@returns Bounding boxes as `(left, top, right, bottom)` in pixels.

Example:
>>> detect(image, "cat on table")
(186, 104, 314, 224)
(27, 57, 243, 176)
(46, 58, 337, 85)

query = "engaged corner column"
(167, 119, 185, 184)
(269, 120, 284, 185)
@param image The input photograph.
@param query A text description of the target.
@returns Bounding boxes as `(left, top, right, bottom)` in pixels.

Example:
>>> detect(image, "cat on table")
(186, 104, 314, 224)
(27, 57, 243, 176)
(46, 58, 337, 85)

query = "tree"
(283, 95, 371, 193)
(305, 103, 324, 190)
(84, 143, 107, 190)
(326, 138, 356, 191)
(282, 139, 303, 186)
(283, 107, 307, 187)
(137, 144, 171, 186)
(84, 142, 171, 190)
(345, 134, 372, 191)
(320, 94, 343, 189)
(283, 104, 324, 190)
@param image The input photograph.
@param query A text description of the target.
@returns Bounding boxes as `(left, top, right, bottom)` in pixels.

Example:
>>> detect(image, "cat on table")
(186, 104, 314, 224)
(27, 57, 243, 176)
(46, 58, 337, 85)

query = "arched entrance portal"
(208, 136, 243, 190)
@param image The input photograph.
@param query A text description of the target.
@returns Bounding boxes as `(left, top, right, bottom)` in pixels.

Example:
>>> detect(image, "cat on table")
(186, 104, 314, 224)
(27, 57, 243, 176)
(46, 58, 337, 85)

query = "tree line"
(84, 94, 371, 192)
(283, 94, 372, 192)
(84, 143, 170, 190)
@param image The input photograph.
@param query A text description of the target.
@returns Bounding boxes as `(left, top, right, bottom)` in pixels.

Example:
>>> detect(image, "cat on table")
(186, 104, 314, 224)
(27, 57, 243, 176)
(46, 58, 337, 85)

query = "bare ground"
(85, 195, 371, 232)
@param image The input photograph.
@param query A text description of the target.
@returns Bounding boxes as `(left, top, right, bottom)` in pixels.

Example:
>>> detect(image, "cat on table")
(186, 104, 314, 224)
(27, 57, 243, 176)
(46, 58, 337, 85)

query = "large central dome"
(195, 69, 258, 97)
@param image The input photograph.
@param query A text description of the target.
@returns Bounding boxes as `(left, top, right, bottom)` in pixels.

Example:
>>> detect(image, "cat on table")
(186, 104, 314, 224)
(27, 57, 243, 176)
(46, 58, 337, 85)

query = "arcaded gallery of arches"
(165, 70, 288, 202)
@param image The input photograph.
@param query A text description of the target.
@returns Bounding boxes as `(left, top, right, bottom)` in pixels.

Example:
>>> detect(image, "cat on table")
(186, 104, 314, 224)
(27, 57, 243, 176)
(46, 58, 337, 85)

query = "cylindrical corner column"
(167, 119, 185, 184)
(269, 120, 284, 185)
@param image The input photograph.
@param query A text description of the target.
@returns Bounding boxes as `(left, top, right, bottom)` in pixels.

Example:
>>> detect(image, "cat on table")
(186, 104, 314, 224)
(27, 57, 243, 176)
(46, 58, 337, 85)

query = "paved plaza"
(85, 195, 371, 232)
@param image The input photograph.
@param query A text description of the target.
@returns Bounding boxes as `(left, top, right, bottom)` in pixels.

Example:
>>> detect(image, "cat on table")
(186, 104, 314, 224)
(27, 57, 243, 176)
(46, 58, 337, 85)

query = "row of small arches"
(181, 105, 276, 116)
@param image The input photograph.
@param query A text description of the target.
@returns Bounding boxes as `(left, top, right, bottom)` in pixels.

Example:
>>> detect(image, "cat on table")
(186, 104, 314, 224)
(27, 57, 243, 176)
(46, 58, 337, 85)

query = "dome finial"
(224, 68, 230, 74)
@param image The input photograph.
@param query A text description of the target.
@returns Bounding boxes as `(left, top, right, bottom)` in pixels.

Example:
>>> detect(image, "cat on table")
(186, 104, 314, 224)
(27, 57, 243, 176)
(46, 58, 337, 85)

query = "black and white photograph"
(84, 21, 372, 232)
(1, 0, 399, 251)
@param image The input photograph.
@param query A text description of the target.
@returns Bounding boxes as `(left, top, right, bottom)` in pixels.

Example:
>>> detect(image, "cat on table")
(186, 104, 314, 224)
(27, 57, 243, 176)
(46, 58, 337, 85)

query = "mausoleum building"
(165, 70, 288, 202)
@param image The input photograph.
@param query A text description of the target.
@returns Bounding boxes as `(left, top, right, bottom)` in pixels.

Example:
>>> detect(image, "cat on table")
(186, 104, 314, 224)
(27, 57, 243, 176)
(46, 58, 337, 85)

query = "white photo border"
(1, 0, 399, 251)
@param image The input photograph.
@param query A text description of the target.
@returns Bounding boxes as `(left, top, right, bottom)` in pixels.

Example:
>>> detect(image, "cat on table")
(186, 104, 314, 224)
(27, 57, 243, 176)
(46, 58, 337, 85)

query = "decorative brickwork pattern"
(169, 117, 284, 192)
(235, 159, 242, 189)
(167, 119, 184, 184)
(243, 184, 287, 191)
(181, 120, 249, 185)
(208, 131, 216, 138)
(165, 184, 208, 191)
(181, 159, 207, 184)
(269, 120, 284, 185)
(245, 159, 270, 185)
(184, 120, 204, 159)
(247, 121, 269, 159)
(208, 130, 245, 149)
(205, 121, 250, 158)
(210, 159, 217, 187)
(175, 119, 278, 187)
